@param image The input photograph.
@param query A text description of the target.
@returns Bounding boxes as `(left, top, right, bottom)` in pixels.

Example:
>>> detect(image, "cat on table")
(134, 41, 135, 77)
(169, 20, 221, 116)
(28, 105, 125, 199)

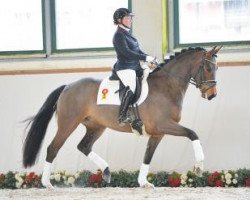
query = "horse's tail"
(23, 85, 66, 168)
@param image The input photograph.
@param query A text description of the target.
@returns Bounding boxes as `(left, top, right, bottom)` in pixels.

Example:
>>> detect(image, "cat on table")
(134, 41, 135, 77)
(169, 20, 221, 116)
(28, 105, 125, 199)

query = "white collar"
(118, 25, 130, 32)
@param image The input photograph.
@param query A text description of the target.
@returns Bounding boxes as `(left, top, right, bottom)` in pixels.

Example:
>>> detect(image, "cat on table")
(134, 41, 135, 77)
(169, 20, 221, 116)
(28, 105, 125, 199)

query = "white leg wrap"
(88, 151, 108, 171)
(41, 161, 54, 189)
(138, 163, 150, 186)
(192, 140, 205, 162)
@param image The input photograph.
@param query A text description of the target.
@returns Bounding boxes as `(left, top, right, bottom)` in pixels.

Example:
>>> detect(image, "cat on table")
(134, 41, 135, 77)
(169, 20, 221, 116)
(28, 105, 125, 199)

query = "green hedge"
(1, 169, 250, 189)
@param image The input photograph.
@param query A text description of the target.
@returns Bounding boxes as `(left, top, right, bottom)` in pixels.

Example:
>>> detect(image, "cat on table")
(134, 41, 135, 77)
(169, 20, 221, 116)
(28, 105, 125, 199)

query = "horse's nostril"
(208, 93, 216, 100)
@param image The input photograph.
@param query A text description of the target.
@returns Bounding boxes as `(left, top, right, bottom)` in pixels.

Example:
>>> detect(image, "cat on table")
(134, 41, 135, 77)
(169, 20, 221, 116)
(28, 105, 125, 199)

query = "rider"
(113, 8, 156, 126)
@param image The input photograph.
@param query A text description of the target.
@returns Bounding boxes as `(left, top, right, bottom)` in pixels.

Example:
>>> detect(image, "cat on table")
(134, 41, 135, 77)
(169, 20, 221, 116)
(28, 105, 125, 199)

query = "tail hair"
(22, 85, 66, 168)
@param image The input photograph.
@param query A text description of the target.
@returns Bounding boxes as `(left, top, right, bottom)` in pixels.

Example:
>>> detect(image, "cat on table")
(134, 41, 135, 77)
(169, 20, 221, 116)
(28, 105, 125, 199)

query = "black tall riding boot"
(118, 88, 134, 126)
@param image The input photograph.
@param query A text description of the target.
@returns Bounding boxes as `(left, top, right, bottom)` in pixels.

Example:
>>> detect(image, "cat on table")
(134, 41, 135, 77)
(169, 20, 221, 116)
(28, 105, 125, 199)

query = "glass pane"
(178, 0, 250, 44)
(55, 0, 128, 49)
(0, 0, 43, 51)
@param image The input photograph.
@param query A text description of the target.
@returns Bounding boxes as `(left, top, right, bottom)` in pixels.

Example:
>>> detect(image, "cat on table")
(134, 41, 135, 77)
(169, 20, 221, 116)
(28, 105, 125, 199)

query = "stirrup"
(131, 119, 143, 135)
(118, 115, 131, 126)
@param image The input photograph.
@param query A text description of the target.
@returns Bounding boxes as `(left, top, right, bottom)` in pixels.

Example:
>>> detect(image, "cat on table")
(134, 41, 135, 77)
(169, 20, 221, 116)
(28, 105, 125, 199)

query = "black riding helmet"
(113, 8, 134, 25)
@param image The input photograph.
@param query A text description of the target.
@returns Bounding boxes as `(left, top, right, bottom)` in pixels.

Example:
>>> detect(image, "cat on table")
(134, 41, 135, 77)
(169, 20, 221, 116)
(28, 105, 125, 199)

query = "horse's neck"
(151, 69, 189, 106)
(164, 61, 192, 91)
(153, 52, 202, 104)
(164, 51, 202, 88)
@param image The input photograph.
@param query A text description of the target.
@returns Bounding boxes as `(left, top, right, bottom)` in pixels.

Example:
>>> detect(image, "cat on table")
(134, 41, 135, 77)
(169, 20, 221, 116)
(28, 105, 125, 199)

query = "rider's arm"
(113, 32, 147, 61)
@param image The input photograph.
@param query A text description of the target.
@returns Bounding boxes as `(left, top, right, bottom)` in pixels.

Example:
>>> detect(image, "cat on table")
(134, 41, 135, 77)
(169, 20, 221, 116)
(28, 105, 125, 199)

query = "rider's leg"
(116, 69, 136, 125)
(116, 69, 136, 93)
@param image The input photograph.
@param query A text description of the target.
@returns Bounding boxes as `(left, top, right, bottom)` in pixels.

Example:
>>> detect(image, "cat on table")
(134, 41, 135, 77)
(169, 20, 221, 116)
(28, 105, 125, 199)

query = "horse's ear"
(211, 46, 217, 52)
(213, 46, 223, 55)
(207, 46, 222, 57)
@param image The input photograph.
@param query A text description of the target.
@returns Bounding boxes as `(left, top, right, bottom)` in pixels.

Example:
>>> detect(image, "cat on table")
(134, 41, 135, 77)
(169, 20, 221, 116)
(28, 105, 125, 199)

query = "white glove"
(146, 56, 155, 63)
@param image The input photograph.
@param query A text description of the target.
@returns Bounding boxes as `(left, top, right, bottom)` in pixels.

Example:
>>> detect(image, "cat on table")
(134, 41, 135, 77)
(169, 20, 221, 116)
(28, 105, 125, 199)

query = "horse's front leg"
(161, 121, 205, 176)
(138, 135, 163, 187)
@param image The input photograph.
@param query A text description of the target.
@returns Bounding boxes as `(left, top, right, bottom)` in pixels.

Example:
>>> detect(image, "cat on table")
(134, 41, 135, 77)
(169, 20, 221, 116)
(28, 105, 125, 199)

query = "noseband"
(190, 55, 217, 91)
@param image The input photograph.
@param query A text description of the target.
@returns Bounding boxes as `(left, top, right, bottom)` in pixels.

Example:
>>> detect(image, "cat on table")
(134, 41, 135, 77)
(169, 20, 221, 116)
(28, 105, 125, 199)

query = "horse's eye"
(205, 63, 212, 72)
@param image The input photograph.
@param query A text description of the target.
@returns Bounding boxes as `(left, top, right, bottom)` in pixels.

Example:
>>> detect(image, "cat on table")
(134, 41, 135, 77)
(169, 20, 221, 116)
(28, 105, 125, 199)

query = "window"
(0, 0, 130, 54)
(0, 0, 44, 52)
(174, 0, 250, 47)
(54, 0, 128, 51)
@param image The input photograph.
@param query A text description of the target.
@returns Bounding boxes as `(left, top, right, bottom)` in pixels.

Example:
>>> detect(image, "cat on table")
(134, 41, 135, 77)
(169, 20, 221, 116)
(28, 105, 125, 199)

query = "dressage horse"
(23, 46, 221, 188)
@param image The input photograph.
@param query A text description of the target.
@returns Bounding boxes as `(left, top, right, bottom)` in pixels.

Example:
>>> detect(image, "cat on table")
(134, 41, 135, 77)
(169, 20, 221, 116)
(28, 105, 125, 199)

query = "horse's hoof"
(140, 182, 155, 188)
(42, 182, 55, 190)
(103, 167, 111, 183)
(193, 161, 204, 177)
(193, 167, 202, 177)
(42, 177, 54, 190)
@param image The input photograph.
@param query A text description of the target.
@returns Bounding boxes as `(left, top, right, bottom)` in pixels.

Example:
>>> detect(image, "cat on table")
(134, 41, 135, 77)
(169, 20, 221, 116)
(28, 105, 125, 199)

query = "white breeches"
(116, 69, 136, 93)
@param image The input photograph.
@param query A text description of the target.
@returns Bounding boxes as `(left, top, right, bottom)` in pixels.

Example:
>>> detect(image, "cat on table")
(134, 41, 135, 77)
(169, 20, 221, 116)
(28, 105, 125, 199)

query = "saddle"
(109, 69, 144, 135)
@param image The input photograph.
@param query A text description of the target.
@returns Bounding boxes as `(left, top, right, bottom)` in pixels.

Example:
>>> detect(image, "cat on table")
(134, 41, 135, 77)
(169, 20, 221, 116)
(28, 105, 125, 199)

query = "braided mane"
(163, 47, 205, 64)
(151, 47, 206, 74)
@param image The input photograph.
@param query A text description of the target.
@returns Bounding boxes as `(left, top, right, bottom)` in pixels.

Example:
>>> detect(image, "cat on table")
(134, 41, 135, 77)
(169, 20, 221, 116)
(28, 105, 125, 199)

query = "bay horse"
(23, 46, 221, 188)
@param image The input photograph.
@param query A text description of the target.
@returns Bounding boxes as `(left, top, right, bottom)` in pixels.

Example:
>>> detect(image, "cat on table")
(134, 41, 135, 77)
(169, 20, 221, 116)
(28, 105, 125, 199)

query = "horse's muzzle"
(207, 93, 217, 100)
(201, 86, 217, 100)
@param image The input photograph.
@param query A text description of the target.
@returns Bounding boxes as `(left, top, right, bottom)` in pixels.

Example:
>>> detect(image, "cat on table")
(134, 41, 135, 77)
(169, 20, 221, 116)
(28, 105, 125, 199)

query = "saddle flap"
(118, 77, 142, 104)
(97, 77, 148, 106)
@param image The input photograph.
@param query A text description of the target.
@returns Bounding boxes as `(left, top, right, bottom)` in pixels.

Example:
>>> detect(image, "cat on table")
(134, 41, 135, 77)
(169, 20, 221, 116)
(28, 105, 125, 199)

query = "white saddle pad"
(97, 77, 149, 105)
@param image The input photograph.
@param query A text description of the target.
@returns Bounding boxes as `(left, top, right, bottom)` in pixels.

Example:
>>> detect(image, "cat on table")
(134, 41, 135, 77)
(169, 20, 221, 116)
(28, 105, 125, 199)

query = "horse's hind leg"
(41, 119, 81, 188)
(138, 135, 163, 187)
(77, 125, 111, 183)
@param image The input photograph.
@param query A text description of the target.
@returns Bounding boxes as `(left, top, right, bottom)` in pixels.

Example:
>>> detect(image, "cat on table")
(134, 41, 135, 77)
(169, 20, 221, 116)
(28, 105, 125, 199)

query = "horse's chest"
(171, 106, 182, 122)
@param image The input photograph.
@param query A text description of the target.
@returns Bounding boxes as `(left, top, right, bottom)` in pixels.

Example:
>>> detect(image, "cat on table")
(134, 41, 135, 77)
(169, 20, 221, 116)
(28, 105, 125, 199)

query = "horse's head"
(192, 46, 222, 100)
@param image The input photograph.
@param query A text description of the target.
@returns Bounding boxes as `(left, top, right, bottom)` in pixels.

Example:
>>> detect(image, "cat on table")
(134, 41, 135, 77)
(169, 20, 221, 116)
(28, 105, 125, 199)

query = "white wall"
(0, 67, 250, 173)
(133, 0, 163, 59)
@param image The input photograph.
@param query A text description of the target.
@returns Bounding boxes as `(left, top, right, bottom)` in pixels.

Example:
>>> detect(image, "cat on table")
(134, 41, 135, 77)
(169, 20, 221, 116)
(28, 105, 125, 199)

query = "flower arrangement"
(0, 169, 249, 189)
(88, 169, 103, 188)
(207, 171, 224, 187)
(206, 170, 239, 187)
(50, 170, 81, 187)
(16, 172, 42, 189)
(168, 171, 181, 187)
(245, 178, 250, 187)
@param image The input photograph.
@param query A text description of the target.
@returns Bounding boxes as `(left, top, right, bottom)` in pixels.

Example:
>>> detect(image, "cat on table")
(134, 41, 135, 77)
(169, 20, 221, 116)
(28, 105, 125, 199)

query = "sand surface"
(0, 187, 250, 200)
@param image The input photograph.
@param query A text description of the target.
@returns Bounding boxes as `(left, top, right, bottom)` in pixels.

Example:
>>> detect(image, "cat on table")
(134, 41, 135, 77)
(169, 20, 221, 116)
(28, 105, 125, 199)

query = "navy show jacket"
(112, 26, 147, 73)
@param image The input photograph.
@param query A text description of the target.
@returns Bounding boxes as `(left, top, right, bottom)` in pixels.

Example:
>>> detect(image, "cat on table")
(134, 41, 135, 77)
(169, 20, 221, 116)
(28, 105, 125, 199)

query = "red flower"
(215, 179, 224, 187)
(168, 175, 181, 187)
(245, 178, 250, 187)
(213, 171, 220, 178)
(24, 172, 41, 187)
(89, 169, 103, 187)
(207, 175, 214, 186)
(207, 171, 224, 187)
(0, 173, 5, 185)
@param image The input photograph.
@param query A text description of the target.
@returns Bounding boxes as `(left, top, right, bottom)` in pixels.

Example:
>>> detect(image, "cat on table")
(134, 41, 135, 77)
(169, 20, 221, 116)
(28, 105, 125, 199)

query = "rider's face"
(121, 15, 132, 28)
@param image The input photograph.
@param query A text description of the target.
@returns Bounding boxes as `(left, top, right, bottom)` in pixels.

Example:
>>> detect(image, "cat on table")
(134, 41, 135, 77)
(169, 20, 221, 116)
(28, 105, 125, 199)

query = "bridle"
(189, 53, 218, 92)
